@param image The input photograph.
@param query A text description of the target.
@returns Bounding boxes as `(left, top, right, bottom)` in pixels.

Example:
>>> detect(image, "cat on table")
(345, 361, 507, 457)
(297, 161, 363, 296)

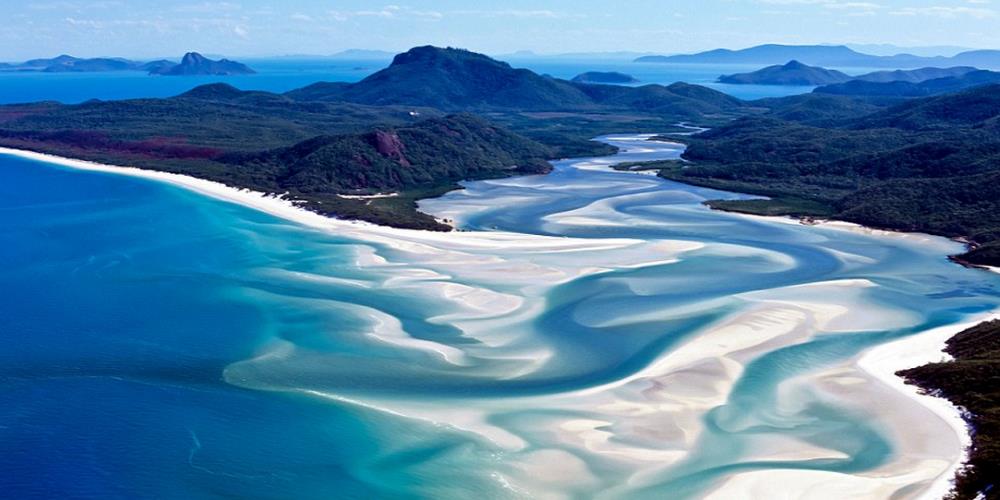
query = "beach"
(3, 137, 998, 499)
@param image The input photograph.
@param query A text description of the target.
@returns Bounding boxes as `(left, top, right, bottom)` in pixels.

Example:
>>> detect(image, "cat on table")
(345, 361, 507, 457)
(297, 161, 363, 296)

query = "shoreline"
(4, 143, 996, 498)
(857, 311, 1000, 499)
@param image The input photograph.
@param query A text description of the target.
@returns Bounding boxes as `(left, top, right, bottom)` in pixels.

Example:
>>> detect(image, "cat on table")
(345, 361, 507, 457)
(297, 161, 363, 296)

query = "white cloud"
(329, 5, 442, 21)
(890, 5, 995, 18)
(173, 2, 242, 14)
(453, 9, 585, 19)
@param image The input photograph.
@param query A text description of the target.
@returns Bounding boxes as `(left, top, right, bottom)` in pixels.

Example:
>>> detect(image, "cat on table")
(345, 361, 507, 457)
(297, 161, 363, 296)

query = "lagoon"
(1, 136, 998, 498)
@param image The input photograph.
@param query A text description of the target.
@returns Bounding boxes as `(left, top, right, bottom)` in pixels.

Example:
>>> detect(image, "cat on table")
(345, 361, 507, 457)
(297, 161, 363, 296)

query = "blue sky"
(2, 0, 996, 59)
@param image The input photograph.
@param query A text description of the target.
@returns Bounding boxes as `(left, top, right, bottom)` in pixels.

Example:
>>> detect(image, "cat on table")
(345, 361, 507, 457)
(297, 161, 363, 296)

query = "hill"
(149, 52, 255, 76)
(852, 66, 977, 83)
(752, 93, 883, 124)
(0, 46, 753, 229)
(718, 60, 851, 85)
(227, 114, 551, 194)
(852, 84, 1000, 130)
(571, 71, 639, 84)
(286, 46, 594, 110)
(815, 70, 1000, 97)
(0, 99, 548, 229)
(285, 46, 745, 117)
(651, 84, 1000, 266)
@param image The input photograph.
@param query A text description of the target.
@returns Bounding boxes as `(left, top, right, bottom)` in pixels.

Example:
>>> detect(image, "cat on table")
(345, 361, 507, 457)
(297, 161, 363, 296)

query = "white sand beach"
(4, 144, 996, 499)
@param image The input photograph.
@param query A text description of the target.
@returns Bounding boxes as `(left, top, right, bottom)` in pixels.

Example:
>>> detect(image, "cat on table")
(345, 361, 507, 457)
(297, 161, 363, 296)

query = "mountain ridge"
(637, 44, 1000, 69)
(285, 46, 745, 117)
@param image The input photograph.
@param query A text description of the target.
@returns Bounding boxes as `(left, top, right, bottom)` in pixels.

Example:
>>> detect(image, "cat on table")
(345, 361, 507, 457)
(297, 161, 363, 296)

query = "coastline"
(0, 145, 690, 283)
(5, 143, 996, 498)
(857, 312, 1000, 499)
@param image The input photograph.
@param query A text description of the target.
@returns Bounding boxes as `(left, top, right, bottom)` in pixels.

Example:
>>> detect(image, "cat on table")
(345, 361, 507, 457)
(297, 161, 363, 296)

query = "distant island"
(327, 49, 397, 60)
(719, 62, 980, 87)
(0, 54, 165, 73)
(0, 52, 255, 75)
(718, 60, 850, 85)
(571, 71, 639, 84)
(149, 52, 255, 76)
(637, 44, 1000, 69)
(851, 66, 978, 83)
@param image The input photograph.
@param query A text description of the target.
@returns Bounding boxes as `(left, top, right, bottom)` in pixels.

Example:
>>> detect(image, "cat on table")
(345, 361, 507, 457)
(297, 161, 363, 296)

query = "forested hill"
(284, 46, 747, 117)
(0, 45, 755, 231)
(4, 43, 1000, 256)
(655, 84, 1000, 266)
(0, 98, 549, 230)
(718, 60, 851, 85)
(815, 69, 1000, 98)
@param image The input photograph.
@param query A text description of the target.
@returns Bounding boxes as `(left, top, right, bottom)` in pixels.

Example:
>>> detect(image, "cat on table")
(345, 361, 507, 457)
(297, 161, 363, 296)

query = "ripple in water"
(1, 136, 998, 498)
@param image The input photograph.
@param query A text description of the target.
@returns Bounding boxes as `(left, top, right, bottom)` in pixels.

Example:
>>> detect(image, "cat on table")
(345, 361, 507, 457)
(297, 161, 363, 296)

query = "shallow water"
(1, 137, 998, 498)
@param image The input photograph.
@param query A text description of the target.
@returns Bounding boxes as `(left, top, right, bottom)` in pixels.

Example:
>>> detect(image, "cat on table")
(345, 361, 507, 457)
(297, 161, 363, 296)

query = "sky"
(1, 0, 997, 60)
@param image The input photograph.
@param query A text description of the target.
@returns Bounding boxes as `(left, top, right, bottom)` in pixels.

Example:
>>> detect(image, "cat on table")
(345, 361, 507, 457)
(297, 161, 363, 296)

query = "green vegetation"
(665, 84, 1000, 266)
(0, 87, 441, 151)
(284, 46, 749, 120)
(0, 109, 551, 230)
(815, 70, 1000, 98)
(718, 60, 851, 85)
(0, 47, 754, 228)
(610, 159, 685, 172)
(706, 197, 835, 217)
(570, 72, 639, 84)
(3, 45, 1000, 264)
(899, 320, 1000, 500)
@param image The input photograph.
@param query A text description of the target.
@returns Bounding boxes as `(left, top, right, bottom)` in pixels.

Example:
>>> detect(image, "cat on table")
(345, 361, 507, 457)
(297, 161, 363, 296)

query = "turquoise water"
(0, 57, 846, 104)
(2, 136, 999, 498)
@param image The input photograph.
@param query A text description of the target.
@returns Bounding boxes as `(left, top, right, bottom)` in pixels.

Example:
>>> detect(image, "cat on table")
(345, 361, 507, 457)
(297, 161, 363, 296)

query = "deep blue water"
(2, 135, 999, 498)
(0, 56, 888, 104)
(2, 57, 1000, 498)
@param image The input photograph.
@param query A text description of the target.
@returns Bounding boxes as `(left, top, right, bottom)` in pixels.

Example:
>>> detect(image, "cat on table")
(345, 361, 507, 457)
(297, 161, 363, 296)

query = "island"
(149, 52, 255, 76)
(0, 54, 160, 73)
(0, 52, 255, 75)
(0, 47, 746, 229)
(719, 62, 980, 87)
(636, 43, 1000, 68)
(2, 45, 999, 270)
(571, 71, 639, 84)
(718, 60, 851, 85)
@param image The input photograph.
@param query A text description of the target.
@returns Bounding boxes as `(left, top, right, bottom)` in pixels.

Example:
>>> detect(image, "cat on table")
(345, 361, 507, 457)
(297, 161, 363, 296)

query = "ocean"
(1, 63, 999, 498)
(0, 56, 887, 104)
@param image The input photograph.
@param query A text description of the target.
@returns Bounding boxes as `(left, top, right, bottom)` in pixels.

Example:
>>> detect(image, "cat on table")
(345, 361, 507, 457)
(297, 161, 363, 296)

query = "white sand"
(6, 145, 997, 498)
(857, 311, 1000, 499)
